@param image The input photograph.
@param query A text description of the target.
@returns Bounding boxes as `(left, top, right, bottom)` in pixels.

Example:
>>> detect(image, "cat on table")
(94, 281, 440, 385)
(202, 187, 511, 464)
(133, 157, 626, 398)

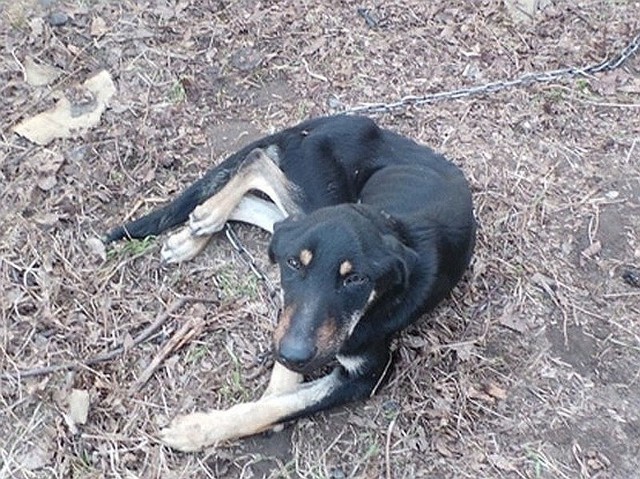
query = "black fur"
(105, 115, 476, 422)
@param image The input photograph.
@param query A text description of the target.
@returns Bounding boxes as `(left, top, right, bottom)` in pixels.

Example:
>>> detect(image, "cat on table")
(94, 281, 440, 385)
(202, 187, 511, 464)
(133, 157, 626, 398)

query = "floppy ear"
(376, 235, 419, 291)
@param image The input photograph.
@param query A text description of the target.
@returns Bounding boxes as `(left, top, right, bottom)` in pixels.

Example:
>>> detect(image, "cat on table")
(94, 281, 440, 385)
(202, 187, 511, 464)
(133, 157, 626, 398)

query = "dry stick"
(132, 316, 205, 392)
(385, 414, 398, 479)
(0, 297, 215, 381)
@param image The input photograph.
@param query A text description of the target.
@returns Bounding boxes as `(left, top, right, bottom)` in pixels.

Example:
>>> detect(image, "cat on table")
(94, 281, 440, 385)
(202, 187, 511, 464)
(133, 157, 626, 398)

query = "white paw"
(161, 228, 210, 263)
(189, 203, 227, 236)
(159, 411, 229, 452)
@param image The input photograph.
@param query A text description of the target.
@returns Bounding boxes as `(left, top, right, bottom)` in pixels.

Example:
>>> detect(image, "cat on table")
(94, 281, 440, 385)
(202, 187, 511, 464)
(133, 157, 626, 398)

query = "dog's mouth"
(273, 307, 353, 373)
(275, 351, 336, 375)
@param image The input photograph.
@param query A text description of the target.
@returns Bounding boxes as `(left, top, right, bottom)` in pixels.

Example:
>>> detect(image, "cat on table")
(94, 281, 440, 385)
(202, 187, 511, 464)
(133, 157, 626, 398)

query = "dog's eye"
(343, 273, 368, 287)
(286, 257, 302, 271)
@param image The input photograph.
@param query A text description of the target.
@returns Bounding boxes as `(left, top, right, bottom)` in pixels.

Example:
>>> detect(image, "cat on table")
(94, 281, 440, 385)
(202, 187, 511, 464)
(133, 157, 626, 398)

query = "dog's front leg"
(261, 361, 303, 398)
(159, 359, 383, 452)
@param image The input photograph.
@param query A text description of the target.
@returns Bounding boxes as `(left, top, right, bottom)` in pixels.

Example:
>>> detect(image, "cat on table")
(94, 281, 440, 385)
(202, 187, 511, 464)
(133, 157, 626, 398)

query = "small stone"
(48, 12, 69, 27)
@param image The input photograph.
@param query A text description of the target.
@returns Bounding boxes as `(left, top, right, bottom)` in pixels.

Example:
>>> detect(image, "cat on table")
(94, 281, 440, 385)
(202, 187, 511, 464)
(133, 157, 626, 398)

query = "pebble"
(48, 12, 69, 27)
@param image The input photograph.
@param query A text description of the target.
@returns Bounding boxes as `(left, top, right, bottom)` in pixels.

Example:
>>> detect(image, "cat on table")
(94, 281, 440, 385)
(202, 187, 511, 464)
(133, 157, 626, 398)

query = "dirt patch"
(1, 1, 640, 478)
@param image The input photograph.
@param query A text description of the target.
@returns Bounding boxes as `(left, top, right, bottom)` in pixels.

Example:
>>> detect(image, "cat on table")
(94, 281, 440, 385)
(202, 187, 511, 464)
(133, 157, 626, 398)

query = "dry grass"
(1, 1, 639, 478)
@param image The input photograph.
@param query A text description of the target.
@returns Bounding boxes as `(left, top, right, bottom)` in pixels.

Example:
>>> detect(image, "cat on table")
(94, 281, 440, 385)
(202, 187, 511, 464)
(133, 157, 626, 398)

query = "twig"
(385, 414, 398, 479)
(132, 316, 205, 391)
(0, 297, 216, 381)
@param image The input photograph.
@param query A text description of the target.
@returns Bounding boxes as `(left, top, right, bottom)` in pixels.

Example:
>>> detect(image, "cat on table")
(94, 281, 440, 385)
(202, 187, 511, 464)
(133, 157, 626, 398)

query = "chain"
(225, 32, 639, 297)
(225, 224, 281, 311)
(344, 32, 640, 114)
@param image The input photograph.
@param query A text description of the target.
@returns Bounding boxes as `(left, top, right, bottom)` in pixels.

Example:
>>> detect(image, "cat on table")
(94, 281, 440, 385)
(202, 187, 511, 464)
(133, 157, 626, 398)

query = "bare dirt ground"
(1, 1, 640, 478)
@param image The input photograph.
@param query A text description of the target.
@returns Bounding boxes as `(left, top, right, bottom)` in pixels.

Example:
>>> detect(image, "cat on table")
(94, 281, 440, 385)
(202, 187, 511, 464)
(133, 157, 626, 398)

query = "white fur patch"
(336, 354, 367, 375)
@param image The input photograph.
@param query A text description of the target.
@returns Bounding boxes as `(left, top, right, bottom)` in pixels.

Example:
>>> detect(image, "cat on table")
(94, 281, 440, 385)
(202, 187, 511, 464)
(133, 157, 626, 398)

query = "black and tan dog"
(104, 115, 476, 451)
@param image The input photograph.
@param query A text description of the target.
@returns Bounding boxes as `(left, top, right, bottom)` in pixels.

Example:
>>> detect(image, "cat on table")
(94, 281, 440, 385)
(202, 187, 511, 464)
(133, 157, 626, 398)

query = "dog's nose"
(277, 337, 316, 370)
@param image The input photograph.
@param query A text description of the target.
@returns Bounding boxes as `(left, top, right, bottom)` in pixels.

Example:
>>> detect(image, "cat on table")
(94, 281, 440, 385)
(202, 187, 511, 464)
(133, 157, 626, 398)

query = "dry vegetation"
(1, 1, 640, 478)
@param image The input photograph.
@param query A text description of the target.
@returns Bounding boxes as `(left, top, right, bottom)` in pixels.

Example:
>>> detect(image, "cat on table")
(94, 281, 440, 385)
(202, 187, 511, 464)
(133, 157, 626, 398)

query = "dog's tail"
(102, 162, 237, 244)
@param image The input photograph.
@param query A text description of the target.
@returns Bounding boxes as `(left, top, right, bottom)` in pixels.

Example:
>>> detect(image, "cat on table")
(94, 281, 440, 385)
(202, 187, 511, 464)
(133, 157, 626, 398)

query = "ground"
(1, 1, 639, 478)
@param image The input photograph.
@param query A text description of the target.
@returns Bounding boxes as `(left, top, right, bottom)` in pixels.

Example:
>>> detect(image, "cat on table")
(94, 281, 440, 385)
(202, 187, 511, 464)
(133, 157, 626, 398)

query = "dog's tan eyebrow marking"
(300, 249, 313, 266)
(339, 260, 353, 276)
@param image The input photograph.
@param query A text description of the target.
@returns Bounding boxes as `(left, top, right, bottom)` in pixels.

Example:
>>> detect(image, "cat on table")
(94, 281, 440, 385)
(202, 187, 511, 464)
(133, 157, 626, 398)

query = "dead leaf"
(452, 342, 474, 361)
(85, 237, 107, 262)
(90, 16, 108, 36)
(498, 307, 528, 334)
(504, 0, 552, 23)
(488, 453, 517, 472)
(467, 385, 495, 403)
(618, 78, 640, 94)
(37, 175, 57, 191)
(14, 70, 116, 145)
(433, 435, 453, 457)
(24, 56, 62, 86)
(16, 445, 52, 471)
(484, 382, 508, 400)
(29, 18, 45, 39)
(581, 240, 602, 259)
(34, 212, 60, 226)
(68, 388, 90, 426)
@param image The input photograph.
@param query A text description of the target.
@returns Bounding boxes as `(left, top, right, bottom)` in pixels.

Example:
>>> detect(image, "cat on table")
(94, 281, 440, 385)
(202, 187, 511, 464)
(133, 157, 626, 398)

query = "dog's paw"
(161, 228, 210, 264)
(160, 411, 231, 452)
(189, 203, 228, 236)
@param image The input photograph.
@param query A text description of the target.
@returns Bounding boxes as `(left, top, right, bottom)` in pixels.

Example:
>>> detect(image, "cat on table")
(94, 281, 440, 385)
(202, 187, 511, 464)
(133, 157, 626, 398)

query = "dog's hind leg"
(188, 146, 299, 235)
(161, 147, 299, 263)
(228, 194, 286, 234)
(160, 195, 286, 263)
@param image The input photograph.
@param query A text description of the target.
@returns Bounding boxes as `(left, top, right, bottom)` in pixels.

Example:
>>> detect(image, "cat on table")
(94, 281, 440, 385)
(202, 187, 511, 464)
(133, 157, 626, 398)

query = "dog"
(103, 115, 476, 451)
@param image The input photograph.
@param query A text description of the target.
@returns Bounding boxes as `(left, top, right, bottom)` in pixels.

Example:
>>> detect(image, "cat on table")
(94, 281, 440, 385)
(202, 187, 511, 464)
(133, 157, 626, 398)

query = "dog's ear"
(375, 234, 419, 291)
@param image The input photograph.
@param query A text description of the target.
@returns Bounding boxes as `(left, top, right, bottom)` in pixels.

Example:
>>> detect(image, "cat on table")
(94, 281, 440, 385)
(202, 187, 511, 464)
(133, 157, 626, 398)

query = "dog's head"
(268, 205, 418, 374)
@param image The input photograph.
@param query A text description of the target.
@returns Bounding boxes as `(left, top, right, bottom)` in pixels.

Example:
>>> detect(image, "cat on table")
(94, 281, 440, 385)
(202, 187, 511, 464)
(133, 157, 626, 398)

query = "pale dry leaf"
(16, 445, 52, 471)
(503, 0, 552, 23)
(14, 70, 116, 145)
(498, 309, 528, 334)
(488, 453, 517, 472)
(618, 78, 640, 94)
(90, 15, 108, 36)
(29, 17, 45, 38)
(581, 240, 602, 259)
(484, 382, 508, 400)
(24, 56, 62, 86)
(37, 175, 57, 191)
(452, 342, 474, 361)
(33, 212, 59, 226)
(85, 237, 107, 261)
(68, 388, 90, 425)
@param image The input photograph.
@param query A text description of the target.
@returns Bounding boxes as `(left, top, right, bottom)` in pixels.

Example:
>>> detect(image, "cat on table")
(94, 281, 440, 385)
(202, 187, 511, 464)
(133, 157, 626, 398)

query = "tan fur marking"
(316, 317, 337, 351)
(300, 249, 313, 266)
(274, 305, 295, 345)
(339, 260, 353, 276)
(261, 362, 303, 398)
(160, 372, 340, 450)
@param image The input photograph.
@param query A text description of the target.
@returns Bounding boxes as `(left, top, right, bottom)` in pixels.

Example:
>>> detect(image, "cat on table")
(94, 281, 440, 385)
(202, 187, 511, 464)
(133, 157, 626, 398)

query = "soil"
(1, 1, 639, 478)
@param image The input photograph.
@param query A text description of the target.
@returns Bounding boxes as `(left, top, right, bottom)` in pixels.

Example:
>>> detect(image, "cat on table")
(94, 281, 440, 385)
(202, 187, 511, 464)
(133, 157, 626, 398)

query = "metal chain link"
(225, 224, 280, 309)
(344, 32, 640, 114)
(226, 32, 639, 297)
